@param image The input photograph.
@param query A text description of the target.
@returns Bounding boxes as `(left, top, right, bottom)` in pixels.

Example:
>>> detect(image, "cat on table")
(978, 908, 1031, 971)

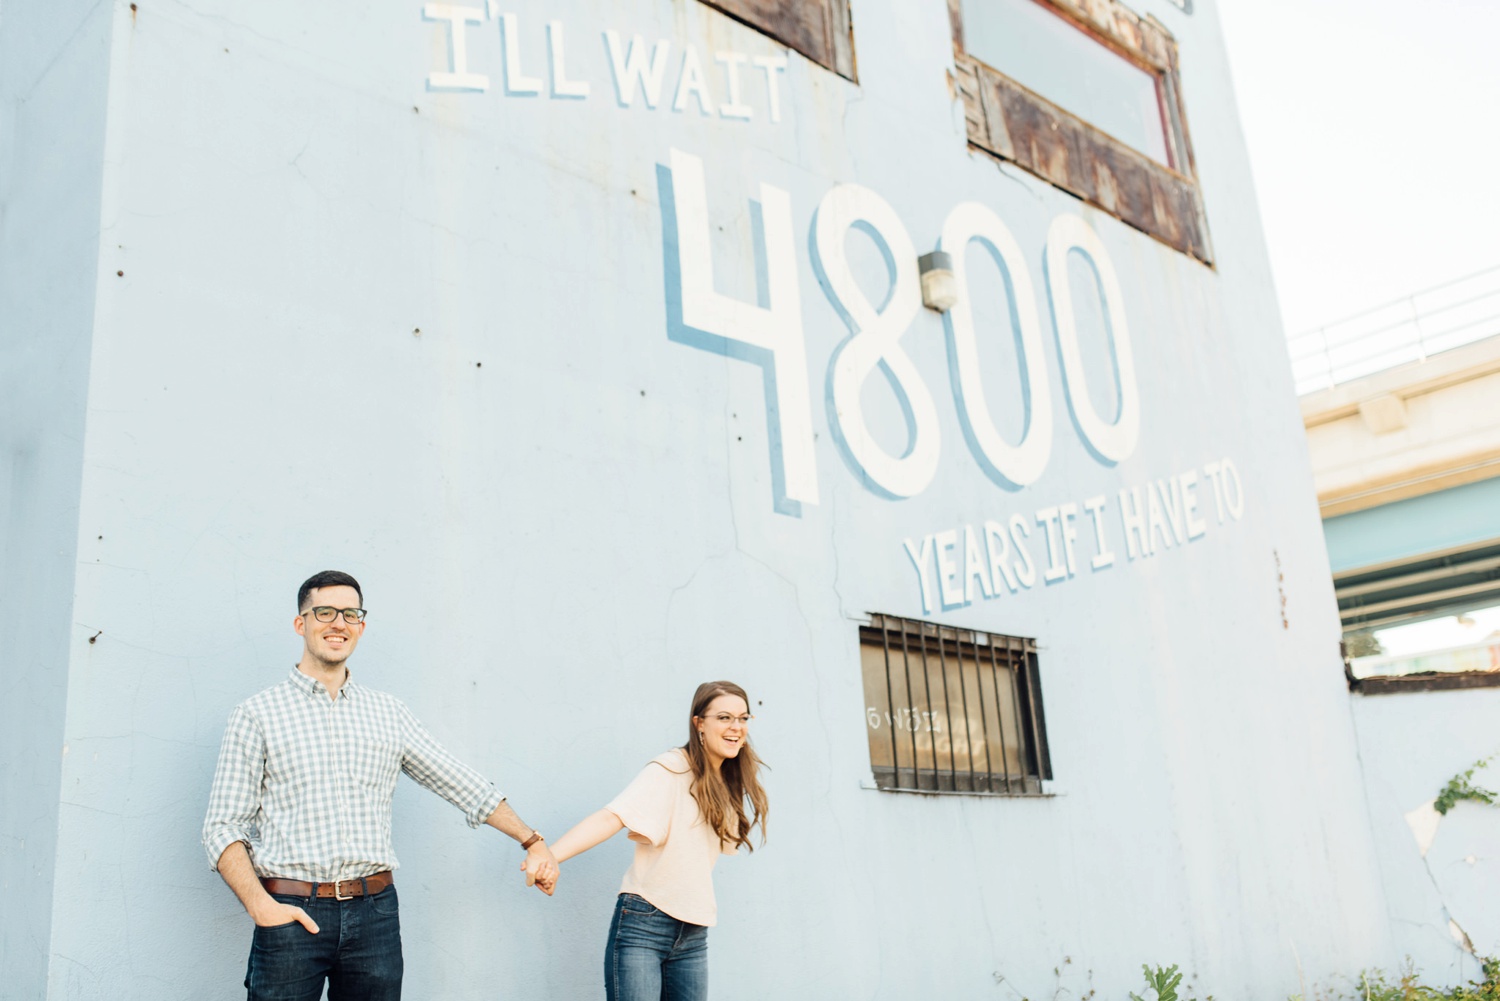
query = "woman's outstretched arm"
(551, 809, 625, 864)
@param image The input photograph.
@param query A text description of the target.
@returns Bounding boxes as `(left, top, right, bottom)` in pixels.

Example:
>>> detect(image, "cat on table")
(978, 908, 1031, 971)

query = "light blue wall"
(1323, 477, 1500, 573)
(1351, 689, 1500, 984)
(0, 1, 114, 996)
(7, 0, 1405, 997)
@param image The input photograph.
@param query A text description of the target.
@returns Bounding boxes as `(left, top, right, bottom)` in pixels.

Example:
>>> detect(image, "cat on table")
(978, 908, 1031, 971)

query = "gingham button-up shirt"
(202, 668, 504, 881)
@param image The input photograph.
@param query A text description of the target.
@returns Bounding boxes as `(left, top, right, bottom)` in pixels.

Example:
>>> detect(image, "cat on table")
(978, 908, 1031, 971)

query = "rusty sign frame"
(699, 0, 856, 82)
(949, 0, 1213, 265)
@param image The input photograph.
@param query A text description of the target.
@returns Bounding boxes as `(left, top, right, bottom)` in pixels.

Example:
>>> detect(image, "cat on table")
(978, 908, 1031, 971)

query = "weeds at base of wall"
(1128, 964, 1214, 1001)
(996, 960, 1210, 1001)
(993, 955, 1098, 1000)
(1290, 958, 1500, 1001)
(1002, 957, 1497, 1000)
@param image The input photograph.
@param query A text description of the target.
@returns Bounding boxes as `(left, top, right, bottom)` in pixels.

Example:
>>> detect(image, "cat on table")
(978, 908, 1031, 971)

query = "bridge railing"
(1289, 264, 1500, 396)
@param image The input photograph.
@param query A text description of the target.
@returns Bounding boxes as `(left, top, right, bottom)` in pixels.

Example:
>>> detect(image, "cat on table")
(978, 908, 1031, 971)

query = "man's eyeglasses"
(701, 714, 753, 726)
(302, 606, 367, 624)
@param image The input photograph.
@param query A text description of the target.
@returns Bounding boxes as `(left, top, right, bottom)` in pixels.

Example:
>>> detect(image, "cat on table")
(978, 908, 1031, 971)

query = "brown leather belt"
(261, 870, 394, 900)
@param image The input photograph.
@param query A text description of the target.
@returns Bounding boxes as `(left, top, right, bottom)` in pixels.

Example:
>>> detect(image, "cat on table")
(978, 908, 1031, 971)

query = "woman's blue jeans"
(604, 893, 709, 1001)
(244, 886, 403, 1000)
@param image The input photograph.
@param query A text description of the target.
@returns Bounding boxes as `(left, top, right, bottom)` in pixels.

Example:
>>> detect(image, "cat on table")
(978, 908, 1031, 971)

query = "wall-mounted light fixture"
(918, 251, 957, 313)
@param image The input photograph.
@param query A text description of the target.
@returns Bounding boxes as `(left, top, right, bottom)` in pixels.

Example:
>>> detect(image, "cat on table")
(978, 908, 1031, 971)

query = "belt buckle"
(333, 879, 355, 901)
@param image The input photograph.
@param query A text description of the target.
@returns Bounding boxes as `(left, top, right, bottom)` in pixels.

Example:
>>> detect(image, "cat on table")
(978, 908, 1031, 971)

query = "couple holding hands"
(203, 571, 768, 1001)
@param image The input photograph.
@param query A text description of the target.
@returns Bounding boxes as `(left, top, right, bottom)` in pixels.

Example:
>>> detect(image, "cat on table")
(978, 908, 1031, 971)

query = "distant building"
(1296, 279, 1500, 976)
(1297, 292, 1500, 682)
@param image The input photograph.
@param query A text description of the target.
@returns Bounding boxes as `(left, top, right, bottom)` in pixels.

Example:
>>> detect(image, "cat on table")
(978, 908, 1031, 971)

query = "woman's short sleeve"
(605, 761, 678, 846)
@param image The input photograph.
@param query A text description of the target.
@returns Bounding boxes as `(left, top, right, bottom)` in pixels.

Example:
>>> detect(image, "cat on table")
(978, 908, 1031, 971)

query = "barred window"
(860, 614, 1052, 795)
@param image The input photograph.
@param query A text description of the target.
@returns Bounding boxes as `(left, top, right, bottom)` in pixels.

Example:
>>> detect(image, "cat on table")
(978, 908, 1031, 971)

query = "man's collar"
(288, 665, 353, 700)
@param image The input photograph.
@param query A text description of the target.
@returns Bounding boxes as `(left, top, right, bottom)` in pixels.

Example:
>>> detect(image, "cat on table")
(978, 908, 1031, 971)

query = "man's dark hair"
(297, 571, 364, 612)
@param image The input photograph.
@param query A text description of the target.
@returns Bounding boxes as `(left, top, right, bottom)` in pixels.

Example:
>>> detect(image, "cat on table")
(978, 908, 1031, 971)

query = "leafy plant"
(1435, 756, 1498, 815)
(1131, 964, 1184, 1001)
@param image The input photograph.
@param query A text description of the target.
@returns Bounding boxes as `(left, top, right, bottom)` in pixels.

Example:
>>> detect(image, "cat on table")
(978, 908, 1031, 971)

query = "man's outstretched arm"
(485, 800, 559, 895)
(394, 702, 559, 893)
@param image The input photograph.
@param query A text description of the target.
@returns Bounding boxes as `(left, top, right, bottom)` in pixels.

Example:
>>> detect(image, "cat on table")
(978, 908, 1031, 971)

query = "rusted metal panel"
(701, 0, 856, 81)
(961, 53, 1213, 265)
(945, 0, 1209, 262)
(1159, 68, 1197, 178)
(947, 0, 966, 48)
(969, 59, 1014, 160)
(1045, 0, 1176, 72)
(1047, 6, 1187, 172)
(1351, 671, 1500, 695)
(952, 57, 990, 151)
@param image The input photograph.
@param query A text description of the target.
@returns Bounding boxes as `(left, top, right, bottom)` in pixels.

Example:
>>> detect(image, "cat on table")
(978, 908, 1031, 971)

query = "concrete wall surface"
(1351, 689, 1500, 985)
(0, 0, 116, 994)
(3, 0, 1409, 997)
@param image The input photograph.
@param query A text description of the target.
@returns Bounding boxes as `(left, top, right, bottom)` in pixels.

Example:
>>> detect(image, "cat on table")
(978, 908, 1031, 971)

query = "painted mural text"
(903, 459, 1246, 614)
(662, 148, 1142, 510)
(423, 6, 788, 121)
(867, 707, 945, 733)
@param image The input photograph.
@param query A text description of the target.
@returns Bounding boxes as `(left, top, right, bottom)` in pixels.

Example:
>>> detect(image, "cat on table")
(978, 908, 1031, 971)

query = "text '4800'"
(660, 148, 1146, 513)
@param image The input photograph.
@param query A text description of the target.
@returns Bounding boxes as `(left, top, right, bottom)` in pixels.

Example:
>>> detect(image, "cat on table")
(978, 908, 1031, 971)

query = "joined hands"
(521, 842, 559, 896)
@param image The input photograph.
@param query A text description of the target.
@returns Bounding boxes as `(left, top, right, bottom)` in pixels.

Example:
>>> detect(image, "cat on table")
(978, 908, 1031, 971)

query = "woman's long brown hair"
(683, 680, 769, 852)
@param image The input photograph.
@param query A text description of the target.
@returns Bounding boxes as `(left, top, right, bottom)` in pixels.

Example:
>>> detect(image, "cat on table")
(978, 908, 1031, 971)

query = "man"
(202, 570, 557, 1000)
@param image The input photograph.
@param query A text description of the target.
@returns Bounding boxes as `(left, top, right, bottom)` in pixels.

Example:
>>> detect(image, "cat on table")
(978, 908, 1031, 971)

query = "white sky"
(1216, 0, 1500, 336)
(1373, 604, 1500, 658)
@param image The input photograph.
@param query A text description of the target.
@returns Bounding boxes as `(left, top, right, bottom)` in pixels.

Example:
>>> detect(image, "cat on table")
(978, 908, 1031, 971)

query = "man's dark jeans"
(245, 886, 403, 1001)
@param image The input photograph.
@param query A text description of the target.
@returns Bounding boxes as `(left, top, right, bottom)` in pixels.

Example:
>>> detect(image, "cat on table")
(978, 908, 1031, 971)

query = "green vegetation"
(1128, 964, 1214, 1001)
(1129, 964, 1184, 1001)
(1295, 958, 1500, 1000)
(1120, 958, 1500, 1000)
(1435, 756, 1498, 815)
(1014, 955, 1499, 999)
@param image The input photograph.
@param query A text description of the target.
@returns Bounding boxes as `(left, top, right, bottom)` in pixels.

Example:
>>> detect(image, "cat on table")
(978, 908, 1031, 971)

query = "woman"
(548, 680, 769, 1001)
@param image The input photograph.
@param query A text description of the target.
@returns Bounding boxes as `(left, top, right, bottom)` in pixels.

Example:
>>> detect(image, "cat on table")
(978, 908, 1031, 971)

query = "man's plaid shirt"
(202, 667, 504, 881)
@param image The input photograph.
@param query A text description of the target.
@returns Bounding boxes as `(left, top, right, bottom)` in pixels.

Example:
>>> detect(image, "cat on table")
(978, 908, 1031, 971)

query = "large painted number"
(939, 202, 1054, 488)
(662, 154, 1145, 510)
(1044, 214, 1140, 465)
(813, 184, 941, 499)
(664, 147, 819, 509)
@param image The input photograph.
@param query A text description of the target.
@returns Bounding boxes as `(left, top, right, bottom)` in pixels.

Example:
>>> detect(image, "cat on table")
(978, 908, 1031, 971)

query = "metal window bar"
(1024, 644, 1054, 780)
(898, 625, 919, 790)
(915, 624, 941, 791)
(879, 625, 900, 790)
(986, 636, 1015, 793)
(955, 630, 978, 789)
(968, 631, 997, 792)
(1006, 641, 1033, 792)
(960, 633, 984, 792)
(935, 628, 956, 790)
(860, 614, 1049, 795)
(1017, 646, 1043, 779)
